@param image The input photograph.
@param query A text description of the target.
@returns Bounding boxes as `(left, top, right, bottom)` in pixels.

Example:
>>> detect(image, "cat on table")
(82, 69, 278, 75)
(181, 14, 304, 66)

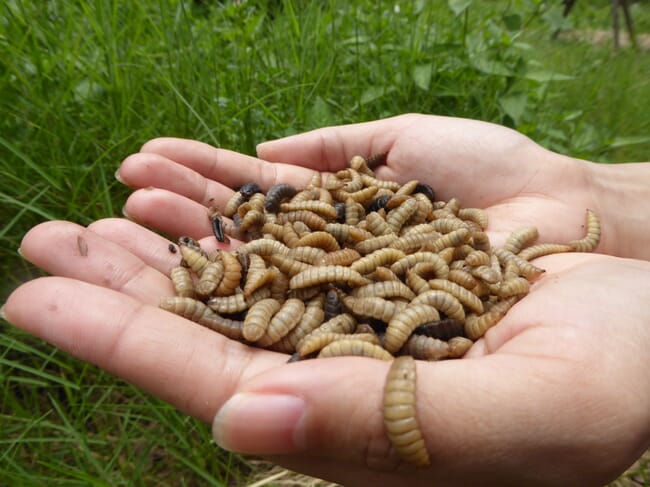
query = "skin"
(3, 114, 650, 486)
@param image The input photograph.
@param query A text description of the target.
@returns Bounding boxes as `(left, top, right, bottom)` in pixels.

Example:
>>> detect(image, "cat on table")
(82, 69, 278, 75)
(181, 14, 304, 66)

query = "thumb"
(211, 354, 621, 486)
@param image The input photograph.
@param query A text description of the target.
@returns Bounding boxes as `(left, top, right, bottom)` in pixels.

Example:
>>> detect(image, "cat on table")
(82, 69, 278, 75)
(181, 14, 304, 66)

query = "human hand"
(4, 219, 650, 486)
(117, 113, 610, 252)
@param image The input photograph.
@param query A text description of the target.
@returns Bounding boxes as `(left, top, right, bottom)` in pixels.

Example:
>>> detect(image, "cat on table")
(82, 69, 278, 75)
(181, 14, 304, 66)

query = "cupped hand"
(4, 218, 650, 487)
(117, 113, 607, 250)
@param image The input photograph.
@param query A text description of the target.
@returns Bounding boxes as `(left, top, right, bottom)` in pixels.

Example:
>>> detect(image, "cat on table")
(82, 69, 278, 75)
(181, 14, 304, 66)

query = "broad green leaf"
(359, 86, 396, 105)
(502, 13, 522, 31)
(448, 0, 472, 16)
(524, 70, 574, 82)
(413, 63, 433, 91)
(499, 93, 527, 124)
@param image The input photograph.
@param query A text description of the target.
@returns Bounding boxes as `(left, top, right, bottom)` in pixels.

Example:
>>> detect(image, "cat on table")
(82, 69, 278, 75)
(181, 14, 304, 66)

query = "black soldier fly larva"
(157, 152, 602, 470)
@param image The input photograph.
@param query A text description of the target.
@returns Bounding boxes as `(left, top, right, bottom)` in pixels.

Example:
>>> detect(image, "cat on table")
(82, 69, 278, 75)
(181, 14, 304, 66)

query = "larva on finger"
(318, 339, 393, 360)
(383, 356, 430, 467)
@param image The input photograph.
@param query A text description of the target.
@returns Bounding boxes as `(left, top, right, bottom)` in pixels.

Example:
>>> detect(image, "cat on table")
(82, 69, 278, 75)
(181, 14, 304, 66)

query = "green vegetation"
(1, 0, 648, 484)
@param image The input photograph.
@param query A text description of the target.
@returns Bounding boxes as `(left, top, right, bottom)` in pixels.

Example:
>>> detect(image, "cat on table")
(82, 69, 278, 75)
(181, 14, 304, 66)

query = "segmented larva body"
(196, 260, 225, 297)
(277, 210, 327, 230)
(365, 212, 394, 237)
(324, 287, 343, 321)
(243, 263, 278, 298)
(384, 304, 442, 354)
(343, 296, 406, 323)
(494, 277, 530, 298)
(272, 294, 325, 353)
(243, 298, 282, 342)
(160, 297, 244, 340)
(287, 246, 327, 265)
(465, 296, 518, 340)
(264, 184, 298, 212)
(289, 265, 371, 289)
(280, 201, 338, 219)
(318, 339, 393, 360)
(386, 198, 418, 233)
(309, 312, 357, 336)
(492, 248, 545, 280)
(325, 223, 373, 244)
(352, 281, 416, 301)
(413, 318, 466, 341)
(401, 334, 450, 361)
(296, 231, 340, 252)
(383, 356, 430, 467)
(390, 252, 449, 278)
(268, 253, 313, 277)
(207, 287, 271, 314)
(370, 266, 401, 282)
(410, 290, 466, 321)
(390, 231, 441, 253)
(317, 248, 362, 267)
(517, 243, 572, 262)
(424, 227, 471, 253)
(427, 279, 484, 315)
(355, 234, 399, 255)
(296, 332, 380, 357)
(568, 209, 601, 252)
(170, 265, 195, 298)
(448, 336, 473, 358)
(179, 244, 211, 276)
(502, 226, 539, 254)
(343, 185, 379, 204)
(214, 251, 242, 297)
(446, 268, 478, 290)
(238, 238, 289, 256)
(257, 298, 305, 347)
(350, 248, 407, 275)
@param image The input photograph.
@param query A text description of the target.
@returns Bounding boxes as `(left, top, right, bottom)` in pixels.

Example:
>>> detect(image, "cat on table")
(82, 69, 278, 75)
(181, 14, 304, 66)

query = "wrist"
(585, 160, 650, 260)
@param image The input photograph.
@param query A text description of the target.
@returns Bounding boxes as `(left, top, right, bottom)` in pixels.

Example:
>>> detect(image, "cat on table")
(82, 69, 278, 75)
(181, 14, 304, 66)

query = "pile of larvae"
(160, 154, 600, 467)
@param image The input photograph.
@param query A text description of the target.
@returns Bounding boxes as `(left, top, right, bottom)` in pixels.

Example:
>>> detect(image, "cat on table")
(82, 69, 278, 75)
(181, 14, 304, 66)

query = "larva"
(308, 312, 357, 336)
(367, 195, 391, 213)
(517, 243, 572, 262)
(423, 227, 471, 253)
(296, 332, 379, 357)
(287, 246, 327, 265)
(386, 198, 418, 233)
(383, 356, 430, 467)
(338, 186, 379, 205)
(344, 198, 365, 226)
(401, 334, 450, 361)
(269, 267, 290, 302)
(471, 265, 501, 285)
(458, 208, 489, 230)
(179, 242, 211, 276)
(289, 265, 371, 289)
(413, 182, 435, 203)
(238, 238, 290, 256)
(349, 154, 375, 175)
(394, 180, 420, 197)
(427, 279, 484, 315)
(568, 209, 601, 252)
(325, 223, 374, 245)
(360, 174, 401, 191)
(355, 234, 399, 255)
(390, 252, 449, 278)
(413, 318, 465, 341)
(465, 250, 491, 267)
(410, 290, 466, 321)
(243, 257, 278, 298)
(465, 296, 518, 340)
(350, 248, 407, 275)
(272, 294, 325, 353)
(214, 251, 242, 297)
(365, 212, 394, 237)
(493, 277, 530, 298)
(196, 260, 225, 297)
(159, 297, 244, 340)
(446, 269, 478, 290)
(264, 183, 298, 212)
(317, 248, 362, 267)
(389, 230, 440, 253)
(492, 248, 545, 280)
(448, 336, 473, 358)
(369, 266, 401, 282)
(364, 152, 388, 169)
(277, 210, 327, 230)
(170, 265, 196, 298)
(384, 304, 441, 354)
(256, 298, 305, 347)
(223, 182, 262, 218)
(318, 339, 393, 360)
(352, 281, 416, 301)
(280, 201, 338, 219)
(342, 296, 406, 323)
(296, 231, 340, 252)
(268, 253, 312, 277)
(207, 287, 271, 314)
(502, 226, 539, 254)
(243, 298, 282, 342)
(336, 168, 364, 193)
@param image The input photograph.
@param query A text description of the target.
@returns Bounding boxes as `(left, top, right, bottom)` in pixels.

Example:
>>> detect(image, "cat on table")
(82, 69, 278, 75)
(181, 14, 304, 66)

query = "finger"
(122, 187, 215, 241)
(137, 137, 319, 191)
(117, 151, 235, 207)
(20, 220, 172, 303)
(211, 354, 614, 485)
(256, 116, 409, 171)
(3, 277, 285, 423)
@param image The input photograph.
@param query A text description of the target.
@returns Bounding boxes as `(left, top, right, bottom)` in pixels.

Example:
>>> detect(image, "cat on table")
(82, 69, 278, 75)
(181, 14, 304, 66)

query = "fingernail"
(212, 393, 306, 454)
(0, 304, 7, 321)
(121, 205, 132, 220)
(114, 168, 125, 184)
(255, 141, 270, 157)
(17, 247, 23, 257)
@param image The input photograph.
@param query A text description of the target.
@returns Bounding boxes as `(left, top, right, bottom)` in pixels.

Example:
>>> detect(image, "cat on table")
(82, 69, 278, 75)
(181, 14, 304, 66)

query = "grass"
(1, 0, 649, 485)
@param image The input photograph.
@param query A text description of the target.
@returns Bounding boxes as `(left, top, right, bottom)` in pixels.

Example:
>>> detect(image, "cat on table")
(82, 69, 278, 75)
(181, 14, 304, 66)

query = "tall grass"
(1, 0, 648, 484)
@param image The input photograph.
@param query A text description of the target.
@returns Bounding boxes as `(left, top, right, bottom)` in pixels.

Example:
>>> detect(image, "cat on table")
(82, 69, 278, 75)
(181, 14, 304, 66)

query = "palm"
(5, 220, 650, 486)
